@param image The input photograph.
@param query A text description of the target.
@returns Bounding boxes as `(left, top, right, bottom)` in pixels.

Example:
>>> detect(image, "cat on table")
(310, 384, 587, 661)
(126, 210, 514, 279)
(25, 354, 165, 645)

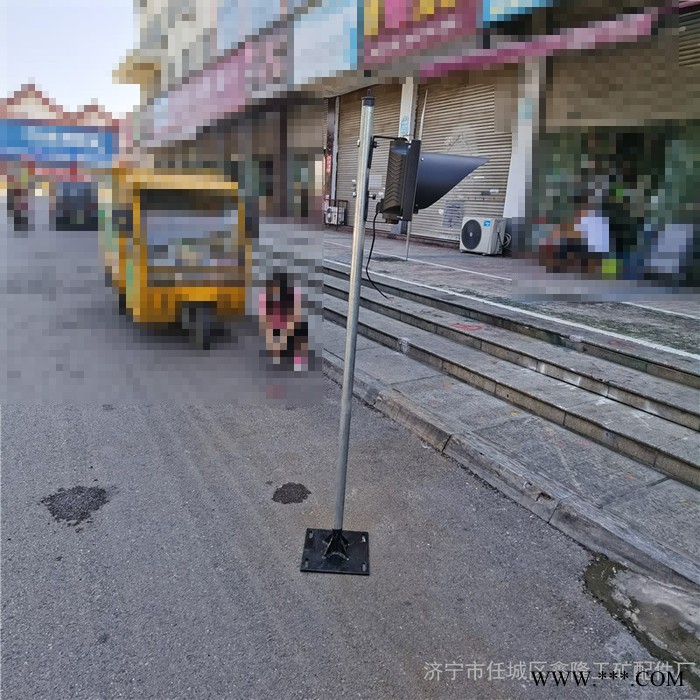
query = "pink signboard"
(148, 30, 288, 145)
(420, 7, 660, 77)
(149, 51, 245, 143)
(362, 1, 479, 68)
(244, 31, 288, 99)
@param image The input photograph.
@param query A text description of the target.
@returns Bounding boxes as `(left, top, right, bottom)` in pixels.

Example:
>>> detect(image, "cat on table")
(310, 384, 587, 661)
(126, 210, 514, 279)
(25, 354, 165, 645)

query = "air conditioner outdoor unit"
(459, 217, 506, 255)
(324, 205, 346, 226)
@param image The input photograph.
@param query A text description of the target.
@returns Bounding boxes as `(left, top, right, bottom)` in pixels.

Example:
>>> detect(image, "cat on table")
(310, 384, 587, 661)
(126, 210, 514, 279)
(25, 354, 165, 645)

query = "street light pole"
(301, 92, 374, 575)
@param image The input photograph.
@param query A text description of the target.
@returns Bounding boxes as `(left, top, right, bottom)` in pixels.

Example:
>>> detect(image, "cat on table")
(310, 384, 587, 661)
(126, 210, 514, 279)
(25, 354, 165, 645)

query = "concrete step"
(321, 320, 700, 586)
(324, 260, 700, 390)
(323, 292, 700, 488)
(324, 274, 700, 432)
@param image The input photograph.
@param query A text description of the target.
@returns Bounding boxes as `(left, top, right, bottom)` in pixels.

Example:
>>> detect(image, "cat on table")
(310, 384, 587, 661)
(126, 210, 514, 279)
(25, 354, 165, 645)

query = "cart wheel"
(118, 292, 127, 316)
(193, 305, 213, 351)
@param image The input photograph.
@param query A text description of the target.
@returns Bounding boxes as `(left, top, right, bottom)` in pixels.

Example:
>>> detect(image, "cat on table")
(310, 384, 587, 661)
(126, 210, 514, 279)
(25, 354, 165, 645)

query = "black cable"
(366, 209, 389, 299)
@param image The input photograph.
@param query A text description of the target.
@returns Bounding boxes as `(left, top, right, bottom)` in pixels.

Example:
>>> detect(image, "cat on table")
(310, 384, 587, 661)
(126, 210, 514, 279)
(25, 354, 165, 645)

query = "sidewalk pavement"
(323, 227, 700, 353)
(322, 324, 700, 588)
(321, 227, 700, 587)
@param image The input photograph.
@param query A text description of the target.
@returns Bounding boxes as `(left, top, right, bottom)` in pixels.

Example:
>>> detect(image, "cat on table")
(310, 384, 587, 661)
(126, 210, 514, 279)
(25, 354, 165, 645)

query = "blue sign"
(482, 0, 553, 26)
(0, 120, 116, 166)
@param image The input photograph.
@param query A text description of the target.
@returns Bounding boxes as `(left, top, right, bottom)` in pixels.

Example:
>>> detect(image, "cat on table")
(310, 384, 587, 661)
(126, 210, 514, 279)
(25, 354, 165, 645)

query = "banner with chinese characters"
(147, 29, 289, 145)
(244, 30, 289, 100)
(363, 0, 478, 67)
(0, 120, 116, 166)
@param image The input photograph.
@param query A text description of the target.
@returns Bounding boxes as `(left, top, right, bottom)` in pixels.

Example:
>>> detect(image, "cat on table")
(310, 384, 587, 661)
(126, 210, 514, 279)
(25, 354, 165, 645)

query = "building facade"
(1, 84, 120, 229)
(117, 0, 695, 264)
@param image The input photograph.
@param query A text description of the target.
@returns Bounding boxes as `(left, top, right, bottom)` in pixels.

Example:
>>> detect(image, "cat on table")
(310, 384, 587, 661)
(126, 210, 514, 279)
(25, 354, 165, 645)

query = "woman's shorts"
(280, 321, 309, 359)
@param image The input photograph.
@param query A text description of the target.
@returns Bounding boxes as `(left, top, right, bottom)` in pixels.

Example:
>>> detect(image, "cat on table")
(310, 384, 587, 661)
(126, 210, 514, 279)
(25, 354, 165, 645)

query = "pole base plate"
(300, 528, 369, 575)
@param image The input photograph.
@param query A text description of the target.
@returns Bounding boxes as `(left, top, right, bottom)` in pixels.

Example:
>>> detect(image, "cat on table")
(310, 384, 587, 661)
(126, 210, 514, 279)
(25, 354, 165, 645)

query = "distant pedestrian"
(8, 187, 30, 232)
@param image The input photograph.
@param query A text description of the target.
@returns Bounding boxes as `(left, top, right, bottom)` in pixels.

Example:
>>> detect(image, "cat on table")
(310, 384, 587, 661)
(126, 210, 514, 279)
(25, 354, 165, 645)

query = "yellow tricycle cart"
(101, 167, 250, 349)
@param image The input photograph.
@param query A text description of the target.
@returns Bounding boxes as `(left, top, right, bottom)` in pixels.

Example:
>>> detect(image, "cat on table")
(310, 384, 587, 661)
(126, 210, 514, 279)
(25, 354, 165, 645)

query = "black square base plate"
(300, 528, 369, 575)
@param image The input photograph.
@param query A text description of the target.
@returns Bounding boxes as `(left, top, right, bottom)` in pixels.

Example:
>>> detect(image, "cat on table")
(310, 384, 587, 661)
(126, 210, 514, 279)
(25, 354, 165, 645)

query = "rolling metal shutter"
(680, 7, 700, 68)
(335, 91, 362, 228)
(336, 83, 402, 230)
(409, 77, 513, 243)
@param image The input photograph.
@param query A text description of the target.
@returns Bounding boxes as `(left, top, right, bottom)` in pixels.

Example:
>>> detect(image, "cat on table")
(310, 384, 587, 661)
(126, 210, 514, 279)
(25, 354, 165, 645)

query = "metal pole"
(333, 93, 375, 531)
(405, 88, 428, 260)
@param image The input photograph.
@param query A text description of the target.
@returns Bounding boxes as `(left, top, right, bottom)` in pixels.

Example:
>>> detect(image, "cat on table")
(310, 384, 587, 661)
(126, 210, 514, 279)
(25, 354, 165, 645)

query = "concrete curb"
(322, 350, 700, 587)
(322, 348, 383, 406)
(375, 389, 453, 452)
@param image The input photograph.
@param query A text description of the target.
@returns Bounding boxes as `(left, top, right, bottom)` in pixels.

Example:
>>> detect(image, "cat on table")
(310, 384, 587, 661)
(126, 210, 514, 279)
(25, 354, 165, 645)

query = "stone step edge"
(324, 278, 700, 432)
(322, 348, 700, 589)
(323, 261, 700, 390)
(323, 299, 699, 488)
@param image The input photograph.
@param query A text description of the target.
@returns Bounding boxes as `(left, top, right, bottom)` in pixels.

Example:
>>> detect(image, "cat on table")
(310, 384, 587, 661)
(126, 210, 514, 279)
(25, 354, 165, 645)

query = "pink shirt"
(258, 287, 301, 330)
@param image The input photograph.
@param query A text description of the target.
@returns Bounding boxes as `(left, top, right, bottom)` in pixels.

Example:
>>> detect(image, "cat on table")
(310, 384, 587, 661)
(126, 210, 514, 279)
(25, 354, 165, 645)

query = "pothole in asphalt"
(41, 486, 109, 527)
(272, 483, 310, 504)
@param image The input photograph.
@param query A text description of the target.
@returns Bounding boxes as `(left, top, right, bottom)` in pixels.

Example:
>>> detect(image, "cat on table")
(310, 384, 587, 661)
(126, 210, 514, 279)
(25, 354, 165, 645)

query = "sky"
(1, 0, 142, 117)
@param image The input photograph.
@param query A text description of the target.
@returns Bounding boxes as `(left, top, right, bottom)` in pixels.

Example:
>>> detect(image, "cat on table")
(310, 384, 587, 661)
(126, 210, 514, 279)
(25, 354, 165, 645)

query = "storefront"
(151, 96, 326, 224)
(1, 92, 118, 231)
(532, 14, 699, 284)
(140, 7, 331, 226)
(285, 101, 327, 221)
(331, 66, 516, 243)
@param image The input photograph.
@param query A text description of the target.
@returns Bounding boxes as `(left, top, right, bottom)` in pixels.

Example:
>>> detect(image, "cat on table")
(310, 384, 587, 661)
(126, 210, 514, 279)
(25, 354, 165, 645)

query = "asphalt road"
(2, 219, 696, 699)
(1, 217, 322, 406)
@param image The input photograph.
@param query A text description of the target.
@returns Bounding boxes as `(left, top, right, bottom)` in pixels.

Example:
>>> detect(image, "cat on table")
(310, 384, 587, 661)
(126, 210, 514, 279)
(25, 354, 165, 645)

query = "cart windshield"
(140, 188, 243, 284)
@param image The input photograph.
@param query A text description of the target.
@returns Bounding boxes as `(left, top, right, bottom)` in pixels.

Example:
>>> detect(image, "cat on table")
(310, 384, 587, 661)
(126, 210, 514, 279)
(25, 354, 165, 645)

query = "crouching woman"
(258, 272, 309, 371)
